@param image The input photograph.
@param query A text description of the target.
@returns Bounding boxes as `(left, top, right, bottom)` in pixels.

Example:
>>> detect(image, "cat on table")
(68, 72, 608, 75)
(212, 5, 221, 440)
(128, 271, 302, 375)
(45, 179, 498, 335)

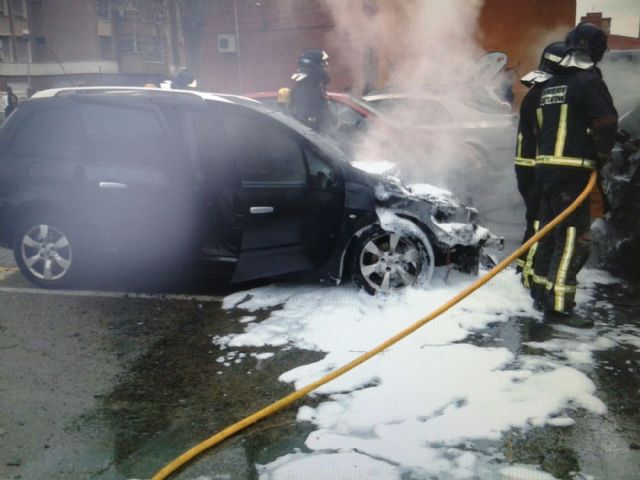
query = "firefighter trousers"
(532, 176, 591, 313)
(515, 165, 540, 285)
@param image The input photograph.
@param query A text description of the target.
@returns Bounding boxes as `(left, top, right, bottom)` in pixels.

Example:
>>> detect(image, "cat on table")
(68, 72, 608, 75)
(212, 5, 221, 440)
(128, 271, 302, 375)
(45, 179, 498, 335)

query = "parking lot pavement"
(2, 263, 639, 479)
(0, 271, 281, 480)
(4, 200, 638, 479)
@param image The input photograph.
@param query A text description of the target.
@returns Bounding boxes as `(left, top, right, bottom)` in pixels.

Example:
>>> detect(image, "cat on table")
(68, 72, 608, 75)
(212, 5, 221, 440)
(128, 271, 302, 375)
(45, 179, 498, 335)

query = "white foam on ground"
(216, 268, 624, 478)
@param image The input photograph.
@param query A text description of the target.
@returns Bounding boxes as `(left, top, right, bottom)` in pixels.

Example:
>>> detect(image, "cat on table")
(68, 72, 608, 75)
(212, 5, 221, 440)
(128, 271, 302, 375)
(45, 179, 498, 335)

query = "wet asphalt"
(1, 184, 639, 479)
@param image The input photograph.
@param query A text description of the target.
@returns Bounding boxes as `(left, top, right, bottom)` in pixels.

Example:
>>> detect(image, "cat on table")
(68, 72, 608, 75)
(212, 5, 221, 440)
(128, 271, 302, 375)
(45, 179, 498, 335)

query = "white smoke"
(321, 0, 517, 202)
(600, 53, 640, 119)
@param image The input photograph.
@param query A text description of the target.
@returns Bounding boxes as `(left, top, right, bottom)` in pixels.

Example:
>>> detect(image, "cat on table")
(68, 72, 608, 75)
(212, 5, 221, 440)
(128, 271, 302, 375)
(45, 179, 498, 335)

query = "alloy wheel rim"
(359, 232, 422, 292)
(21, 224, 72, 281)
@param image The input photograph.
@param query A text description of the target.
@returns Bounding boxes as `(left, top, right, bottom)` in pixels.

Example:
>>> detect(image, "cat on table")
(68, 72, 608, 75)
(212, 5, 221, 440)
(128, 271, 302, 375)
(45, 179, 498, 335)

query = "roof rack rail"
(30, 86, 211, 101)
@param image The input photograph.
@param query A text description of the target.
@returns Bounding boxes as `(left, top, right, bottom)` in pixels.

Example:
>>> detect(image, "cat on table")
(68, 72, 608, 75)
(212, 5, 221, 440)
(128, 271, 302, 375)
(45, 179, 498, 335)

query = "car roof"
(245, 90, 382, 117)
(30, 86, 242, 104)
(363, 92, 441, 102)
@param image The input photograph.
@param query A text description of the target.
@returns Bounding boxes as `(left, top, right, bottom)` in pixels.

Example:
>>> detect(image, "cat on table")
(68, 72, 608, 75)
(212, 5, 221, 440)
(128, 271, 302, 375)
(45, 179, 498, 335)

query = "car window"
(306, 148, 337, 191)
(371, 98, 452, 125)
(223, 112, 307, 186)
(332, 102, 366, 130)
(193, 110, 234, 185)
(9, 107, 80, 160)
(79, 103, 173, 165)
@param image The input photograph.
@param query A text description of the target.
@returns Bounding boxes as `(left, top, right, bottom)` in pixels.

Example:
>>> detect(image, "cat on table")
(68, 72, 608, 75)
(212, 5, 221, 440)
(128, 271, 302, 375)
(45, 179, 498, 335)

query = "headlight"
(433, 205, 477, 224)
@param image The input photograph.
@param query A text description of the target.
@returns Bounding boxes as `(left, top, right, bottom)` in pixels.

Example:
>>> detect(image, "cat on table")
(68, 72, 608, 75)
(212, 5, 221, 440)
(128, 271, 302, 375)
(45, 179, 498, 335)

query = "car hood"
(348, 161, 463, 209)
(470, 51, 508, 84)
(373, 174, 464, 210)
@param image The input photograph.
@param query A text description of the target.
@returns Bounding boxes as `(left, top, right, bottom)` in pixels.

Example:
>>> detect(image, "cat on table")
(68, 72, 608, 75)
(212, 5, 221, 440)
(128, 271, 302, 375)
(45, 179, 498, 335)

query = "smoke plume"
(321, 0, 516, 202)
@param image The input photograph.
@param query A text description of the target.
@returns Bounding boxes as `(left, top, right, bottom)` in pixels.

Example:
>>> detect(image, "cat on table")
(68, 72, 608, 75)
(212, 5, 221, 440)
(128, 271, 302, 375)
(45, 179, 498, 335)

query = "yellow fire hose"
(152, 171, 596, 480)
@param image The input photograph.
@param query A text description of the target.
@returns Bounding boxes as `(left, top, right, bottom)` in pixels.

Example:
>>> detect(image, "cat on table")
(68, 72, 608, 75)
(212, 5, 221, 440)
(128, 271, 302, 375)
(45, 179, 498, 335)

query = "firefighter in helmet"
(531, 22, 618, 325)
(171, 68, 198, 90)
(290, 48, 333, 132)
(515, 41, 566, 287)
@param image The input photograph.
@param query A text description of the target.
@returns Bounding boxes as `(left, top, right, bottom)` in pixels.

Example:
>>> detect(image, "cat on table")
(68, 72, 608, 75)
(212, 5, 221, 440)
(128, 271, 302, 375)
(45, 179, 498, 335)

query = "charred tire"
(350, 225, 434, 295)
(12, 214, 84, 289)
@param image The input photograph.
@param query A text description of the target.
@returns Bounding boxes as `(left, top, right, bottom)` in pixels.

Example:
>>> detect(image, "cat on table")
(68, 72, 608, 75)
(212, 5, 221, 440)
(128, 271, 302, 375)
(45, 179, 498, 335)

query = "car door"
(211, 108, 343, 283)
(0, 100, 83, 217)
(77, 97, 200, 265)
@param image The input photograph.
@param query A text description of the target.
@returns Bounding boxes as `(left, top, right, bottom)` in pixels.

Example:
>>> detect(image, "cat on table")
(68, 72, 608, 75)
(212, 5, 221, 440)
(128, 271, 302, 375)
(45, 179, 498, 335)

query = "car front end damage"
(374, 176, 503, 273)
(592, 103, 640, 280)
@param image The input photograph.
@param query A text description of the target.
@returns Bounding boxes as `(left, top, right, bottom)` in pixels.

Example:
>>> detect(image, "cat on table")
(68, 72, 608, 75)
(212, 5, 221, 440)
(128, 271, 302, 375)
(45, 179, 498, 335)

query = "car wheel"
(13, 215, 81, 288)
(351, 225, 434, 295)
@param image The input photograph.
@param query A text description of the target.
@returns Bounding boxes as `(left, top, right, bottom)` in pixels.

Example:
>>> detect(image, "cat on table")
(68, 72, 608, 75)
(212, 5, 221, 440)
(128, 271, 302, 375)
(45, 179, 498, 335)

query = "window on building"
(117, 34, 136, 53)
(33, 36, 48, 62)
(151, 36, 165, 61)
(138, 0, 165, 22)
(96, 0, 110, 18)
(15, 37, 29, 63)
(99, 36, 113, 60)
(0, 37, 9, 61)
(11, 0, 26, 18)
(0, 0, 7, 16)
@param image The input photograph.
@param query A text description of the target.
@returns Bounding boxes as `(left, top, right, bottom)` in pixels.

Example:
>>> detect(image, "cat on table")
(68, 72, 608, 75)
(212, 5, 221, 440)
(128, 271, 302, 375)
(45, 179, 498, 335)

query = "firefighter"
(531, 22, 618, 325)
(171, 68, 198, 90)
(515, 41, 566, 287)
(290, 48, 333, 132)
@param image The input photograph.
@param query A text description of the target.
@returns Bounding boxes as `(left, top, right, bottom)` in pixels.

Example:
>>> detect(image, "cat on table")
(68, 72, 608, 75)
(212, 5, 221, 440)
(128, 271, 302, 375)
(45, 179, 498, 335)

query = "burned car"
(592, 102, 640, 280)
(0, 87, 498, 293)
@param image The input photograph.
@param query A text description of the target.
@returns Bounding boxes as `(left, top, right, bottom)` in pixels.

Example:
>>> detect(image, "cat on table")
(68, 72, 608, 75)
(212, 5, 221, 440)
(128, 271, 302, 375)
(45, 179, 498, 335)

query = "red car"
(245, 91, 382, 131)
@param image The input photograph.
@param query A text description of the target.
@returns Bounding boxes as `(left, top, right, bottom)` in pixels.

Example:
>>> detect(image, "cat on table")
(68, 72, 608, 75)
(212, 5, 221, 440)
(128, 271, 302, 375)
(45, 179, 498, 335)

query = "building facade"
(581, 11, 640, 50)
(0, 0, 185, 98)
(195, 0, 576, 102)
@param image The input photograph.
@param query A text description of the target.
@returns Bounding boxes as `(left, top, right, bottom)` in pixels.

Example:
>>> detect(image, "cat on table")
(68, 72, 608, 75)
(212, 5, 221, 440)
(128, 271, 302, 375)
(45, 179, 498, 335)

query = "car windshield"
(264, 109, 352, 163)
(342, 95, 386, 117)
(365, 97, 453, 125)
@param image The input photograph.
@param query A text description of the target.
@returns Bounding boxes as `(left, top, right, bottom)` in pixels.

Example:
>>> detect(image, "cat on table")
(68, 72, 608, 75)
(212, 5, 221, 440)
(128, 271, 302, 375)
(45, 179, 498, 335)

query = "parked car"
(248, 89, 516, 198)
(0, 87, 499, 293)
(246, 90, 381, 133)
(363, 91, 518, 185)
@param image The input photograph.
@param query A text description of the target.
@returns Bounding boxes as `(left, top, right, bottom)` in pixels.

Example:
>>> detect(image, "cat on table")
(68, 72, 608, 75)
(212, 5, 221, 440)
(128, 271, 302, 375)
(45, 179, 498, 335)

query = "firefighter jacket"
(515, 84, 544, 279)
(290, 76, 332, 132)
(516, 86, 540, 167)
(535, 68, 618, 171)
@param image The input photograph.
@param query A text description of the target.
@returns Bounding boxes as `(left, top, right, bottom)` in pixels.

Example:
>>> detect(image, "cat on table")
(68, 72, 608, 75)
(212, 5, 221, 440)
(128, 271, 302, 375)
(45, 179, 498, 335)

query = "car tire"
(12, 214, 83, 289)
(350, 225, 434, 295)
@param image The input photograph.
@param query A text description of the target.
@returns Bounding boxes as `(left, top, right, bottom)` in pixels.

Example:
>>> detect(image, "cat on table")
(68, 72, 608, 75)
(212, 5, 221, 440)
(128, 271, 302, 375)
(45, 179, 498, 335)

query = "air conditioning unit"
(217, 34, 237, 53)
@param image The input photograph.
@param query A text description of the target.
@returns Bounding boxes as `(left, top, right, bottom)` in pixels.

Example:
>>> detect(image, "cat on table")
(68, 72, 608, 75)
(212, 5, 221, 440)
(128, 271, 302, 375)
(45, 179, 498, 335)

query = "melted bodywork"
(592, 103, 640, 280)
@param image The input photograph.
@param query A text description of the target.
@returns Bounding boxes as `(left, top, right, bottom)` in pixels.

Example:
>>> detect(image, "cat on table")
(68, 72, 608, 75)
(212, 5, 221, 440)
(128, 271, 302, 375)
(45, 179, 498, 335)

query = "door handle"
(99, 181, 128, 190)
(250, 206, 274, 214)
